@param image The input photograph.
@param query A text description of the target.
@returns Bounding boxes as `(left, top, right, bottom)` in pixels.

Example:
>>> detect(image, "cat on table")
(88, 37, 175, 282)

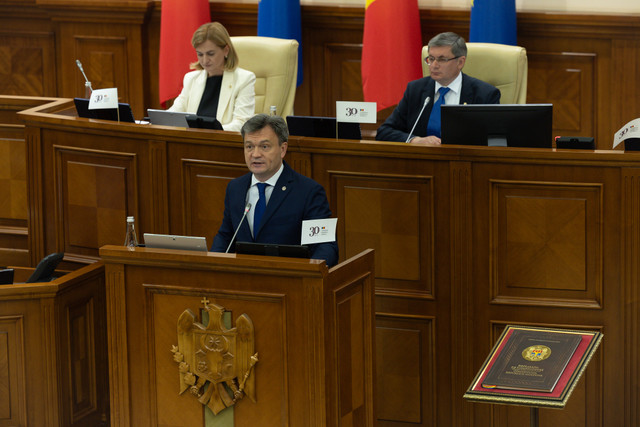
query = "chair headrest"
(26, 252, 64, 283)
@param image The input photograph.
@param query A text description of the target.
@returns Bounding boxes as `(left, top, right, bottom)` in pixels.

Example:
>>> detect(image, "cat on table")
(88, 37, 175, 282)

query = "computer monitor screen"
(441, 104, 553, 148)
(143, 233, 208, 252)
(147, 109, 190, 127)
(286, 116, 361, 140)
(74, 98, 135, 123)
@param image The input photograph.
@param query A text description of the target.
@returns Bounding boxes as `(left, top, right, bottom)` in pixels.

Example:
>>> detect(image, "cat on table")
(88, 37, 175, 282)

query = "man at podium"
(211, 114, 339, 267)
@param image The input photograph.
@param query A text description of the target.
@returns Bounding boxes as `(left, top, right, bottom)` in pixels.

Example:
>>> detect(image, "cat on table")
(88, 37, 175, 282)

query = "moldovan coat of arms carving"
(171, 298, 258, 414)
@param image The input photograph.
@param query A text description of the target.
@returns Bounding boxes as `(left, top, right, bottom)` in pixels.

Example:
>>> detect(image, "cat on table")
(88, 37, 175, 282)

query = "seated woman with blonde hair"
(169, 22, 255, 132)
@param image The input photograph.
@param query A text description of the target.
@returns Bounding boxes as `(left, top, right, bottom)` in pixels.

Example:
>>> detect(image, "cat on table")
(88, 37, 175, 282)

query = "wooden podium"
(0, 262, 109, 426)
(99, 245, 375, 427)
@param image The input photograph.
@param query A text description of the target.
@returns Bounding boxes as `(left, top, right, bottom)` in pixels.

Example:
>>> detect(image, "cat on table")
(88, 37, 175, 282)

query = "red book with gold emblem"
(481, 328, 581, 392)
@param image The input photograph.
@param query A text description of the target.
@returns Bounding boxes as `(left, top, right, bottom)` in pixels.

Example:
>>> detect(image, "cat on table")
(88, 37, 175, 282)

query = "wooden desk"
(14, 98, 640, 426)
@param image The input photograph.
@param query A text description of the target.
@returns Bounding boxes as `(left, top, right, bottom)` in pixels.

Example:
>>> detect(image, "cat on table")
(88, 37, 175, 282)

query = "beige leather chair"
(421, 42, 528, 104)
(231, 36, 299, 118)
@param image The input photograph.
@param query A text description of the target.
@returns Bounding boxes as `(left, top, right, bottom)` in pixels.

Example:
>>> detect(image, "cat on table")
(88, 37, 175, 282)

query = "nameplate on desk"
(301, 218, 337, 245)
(613, 117, 640, 148)
(336, 101, 377, 124)
(89, 88, 118, 110)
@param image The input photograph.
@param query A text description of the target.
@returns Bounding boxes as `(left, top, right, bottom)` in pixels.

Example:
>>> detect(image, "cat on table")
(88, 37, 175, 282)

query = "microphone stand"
(405, 96, 431, 143)
(226, 203, 252, 253)
(76, 60, 93, 98)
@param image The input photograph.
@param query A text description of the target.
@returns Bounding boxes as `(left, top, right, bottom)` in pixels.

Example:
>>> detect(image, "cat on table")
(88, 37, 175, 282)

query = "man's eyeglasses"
(425, 55, 461, 65)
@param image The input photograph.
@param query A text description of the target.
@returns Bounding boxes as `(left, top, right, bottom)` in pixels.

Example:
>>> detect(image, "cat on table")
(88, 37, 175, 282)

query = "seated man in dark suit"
(376, 32, 501, 145)
(211, 114, 339, 267)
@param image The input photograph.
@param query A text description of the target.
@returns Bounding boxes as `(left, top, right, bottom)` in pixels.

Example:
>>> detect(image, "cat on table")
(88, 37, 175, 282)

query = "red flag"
(362, 0, 422, 111)
(159, 0, 210, 105)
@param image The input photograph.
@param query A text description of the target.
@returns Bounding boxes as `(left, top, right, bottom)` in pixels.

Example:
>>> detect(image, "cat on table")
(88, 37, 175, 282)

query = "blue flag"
(258, 0, 303, 85)
(469, 0, 517, 45)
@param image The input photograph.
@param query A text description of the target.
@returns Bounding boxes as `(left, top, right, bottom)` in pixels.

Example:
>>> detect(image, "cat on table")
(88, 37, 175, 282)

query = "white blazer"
(168, 67, 256, 132)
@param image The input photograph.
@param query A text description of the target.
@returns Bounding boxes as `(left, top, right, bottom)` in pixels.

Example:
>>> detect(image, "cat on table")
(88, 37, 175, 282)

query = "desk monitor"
(143, 233, 208, 252)
(235, 241, 310, 259)
(74, 97, 135, 123)
(185, 114, 223, 130)
(0, 269, 14, 285)
(286, 116, 362, 140)
(441, 104, 553, 148)
(147, 109, 190, 127)
(555, 136, 596, 150)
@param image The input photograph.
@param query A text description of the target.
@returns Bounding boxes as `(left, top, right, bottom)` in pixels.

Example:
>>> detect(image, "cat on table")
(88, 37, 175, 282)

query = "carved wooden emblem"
(171, 298, 258, 414)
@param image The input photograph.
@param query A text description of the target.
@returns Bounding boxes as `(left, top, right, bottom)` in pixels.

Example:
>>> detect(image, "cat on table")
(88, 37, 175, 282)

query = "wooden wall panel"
(331, 172, 434, 296)
(54, 147, 136, 257)
(448, 160, 474, 427)
(0, 316, 26, 426)
(324, 43, 365, 117)
(166, 136, 244, 238)
(527, 52, 596, 137)
(622, 169, 640, 427)
(67, 299, 99, 419)
(520, 35, 612, 147)
(47, 2, 149, 118)
(0, 96, 59, 266)
(55, 266, 109, 426)
(75, 35, 129, 94)
(180, 160, 245, 238)
(611, 39, 640, 144)
(298, 7, 364, 118)
(375, 316, 435, 426)
(58, 24, 141, 114)
(0, 31, 56, 96)
(0, 138, 27, 222)
(490, 180, 603, 307)
(335, 281, 367, 426)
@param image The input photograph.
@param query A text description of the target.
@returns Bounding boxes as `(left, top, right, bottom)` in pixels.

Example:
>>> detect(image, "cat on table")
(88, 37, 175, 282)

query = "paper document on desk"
(89, 88, 118, 110)
(301, 218, 337, 245)
(613, 118, 640, 148)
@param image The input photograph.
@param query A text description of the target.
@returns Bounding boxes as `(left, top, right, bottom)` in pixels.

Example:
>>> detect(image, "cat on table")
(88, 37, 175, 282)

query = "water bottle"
(269, 105, 277, 116)
(124, 216, 138, 249)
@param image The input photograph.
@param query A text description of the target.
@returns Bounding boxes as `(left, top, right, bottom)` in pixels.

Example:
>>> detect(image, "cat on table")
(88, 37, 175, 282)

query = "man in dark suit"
(376, 32, 501, 144)
(211, 114, 339, 267)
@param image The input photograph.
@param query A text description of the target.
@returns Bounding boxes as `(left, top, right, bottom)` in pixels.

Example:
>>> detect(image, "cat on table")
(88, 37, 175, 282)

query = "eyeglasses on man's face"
(425, 55, 461, 65)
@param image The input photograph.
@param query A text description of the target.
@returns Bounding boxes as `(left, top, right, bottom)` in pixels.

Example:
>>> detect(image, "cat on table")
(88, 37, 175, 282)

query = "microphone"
(75, 59, 93, 93)
(225, 202, 252, 253)
(405, 96, 431, 143)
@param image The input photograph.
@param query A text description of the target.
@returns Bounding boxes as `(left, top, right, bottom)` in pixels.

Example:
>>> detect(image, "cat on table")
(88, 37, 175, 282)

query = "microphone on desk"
(405, 96, 431, 143)
(226, 202, 252, 253)
(75, 59, 93, 93)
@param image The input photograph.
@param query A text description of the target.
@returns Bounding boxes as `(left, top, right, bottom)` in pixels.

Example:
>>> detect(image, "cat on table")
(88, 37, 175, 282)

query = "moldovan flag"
(469, 0, 517, 45)
(159, 0, 210, 105)
(362, 0, 422, 111)
(258, 0, 303, 86)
